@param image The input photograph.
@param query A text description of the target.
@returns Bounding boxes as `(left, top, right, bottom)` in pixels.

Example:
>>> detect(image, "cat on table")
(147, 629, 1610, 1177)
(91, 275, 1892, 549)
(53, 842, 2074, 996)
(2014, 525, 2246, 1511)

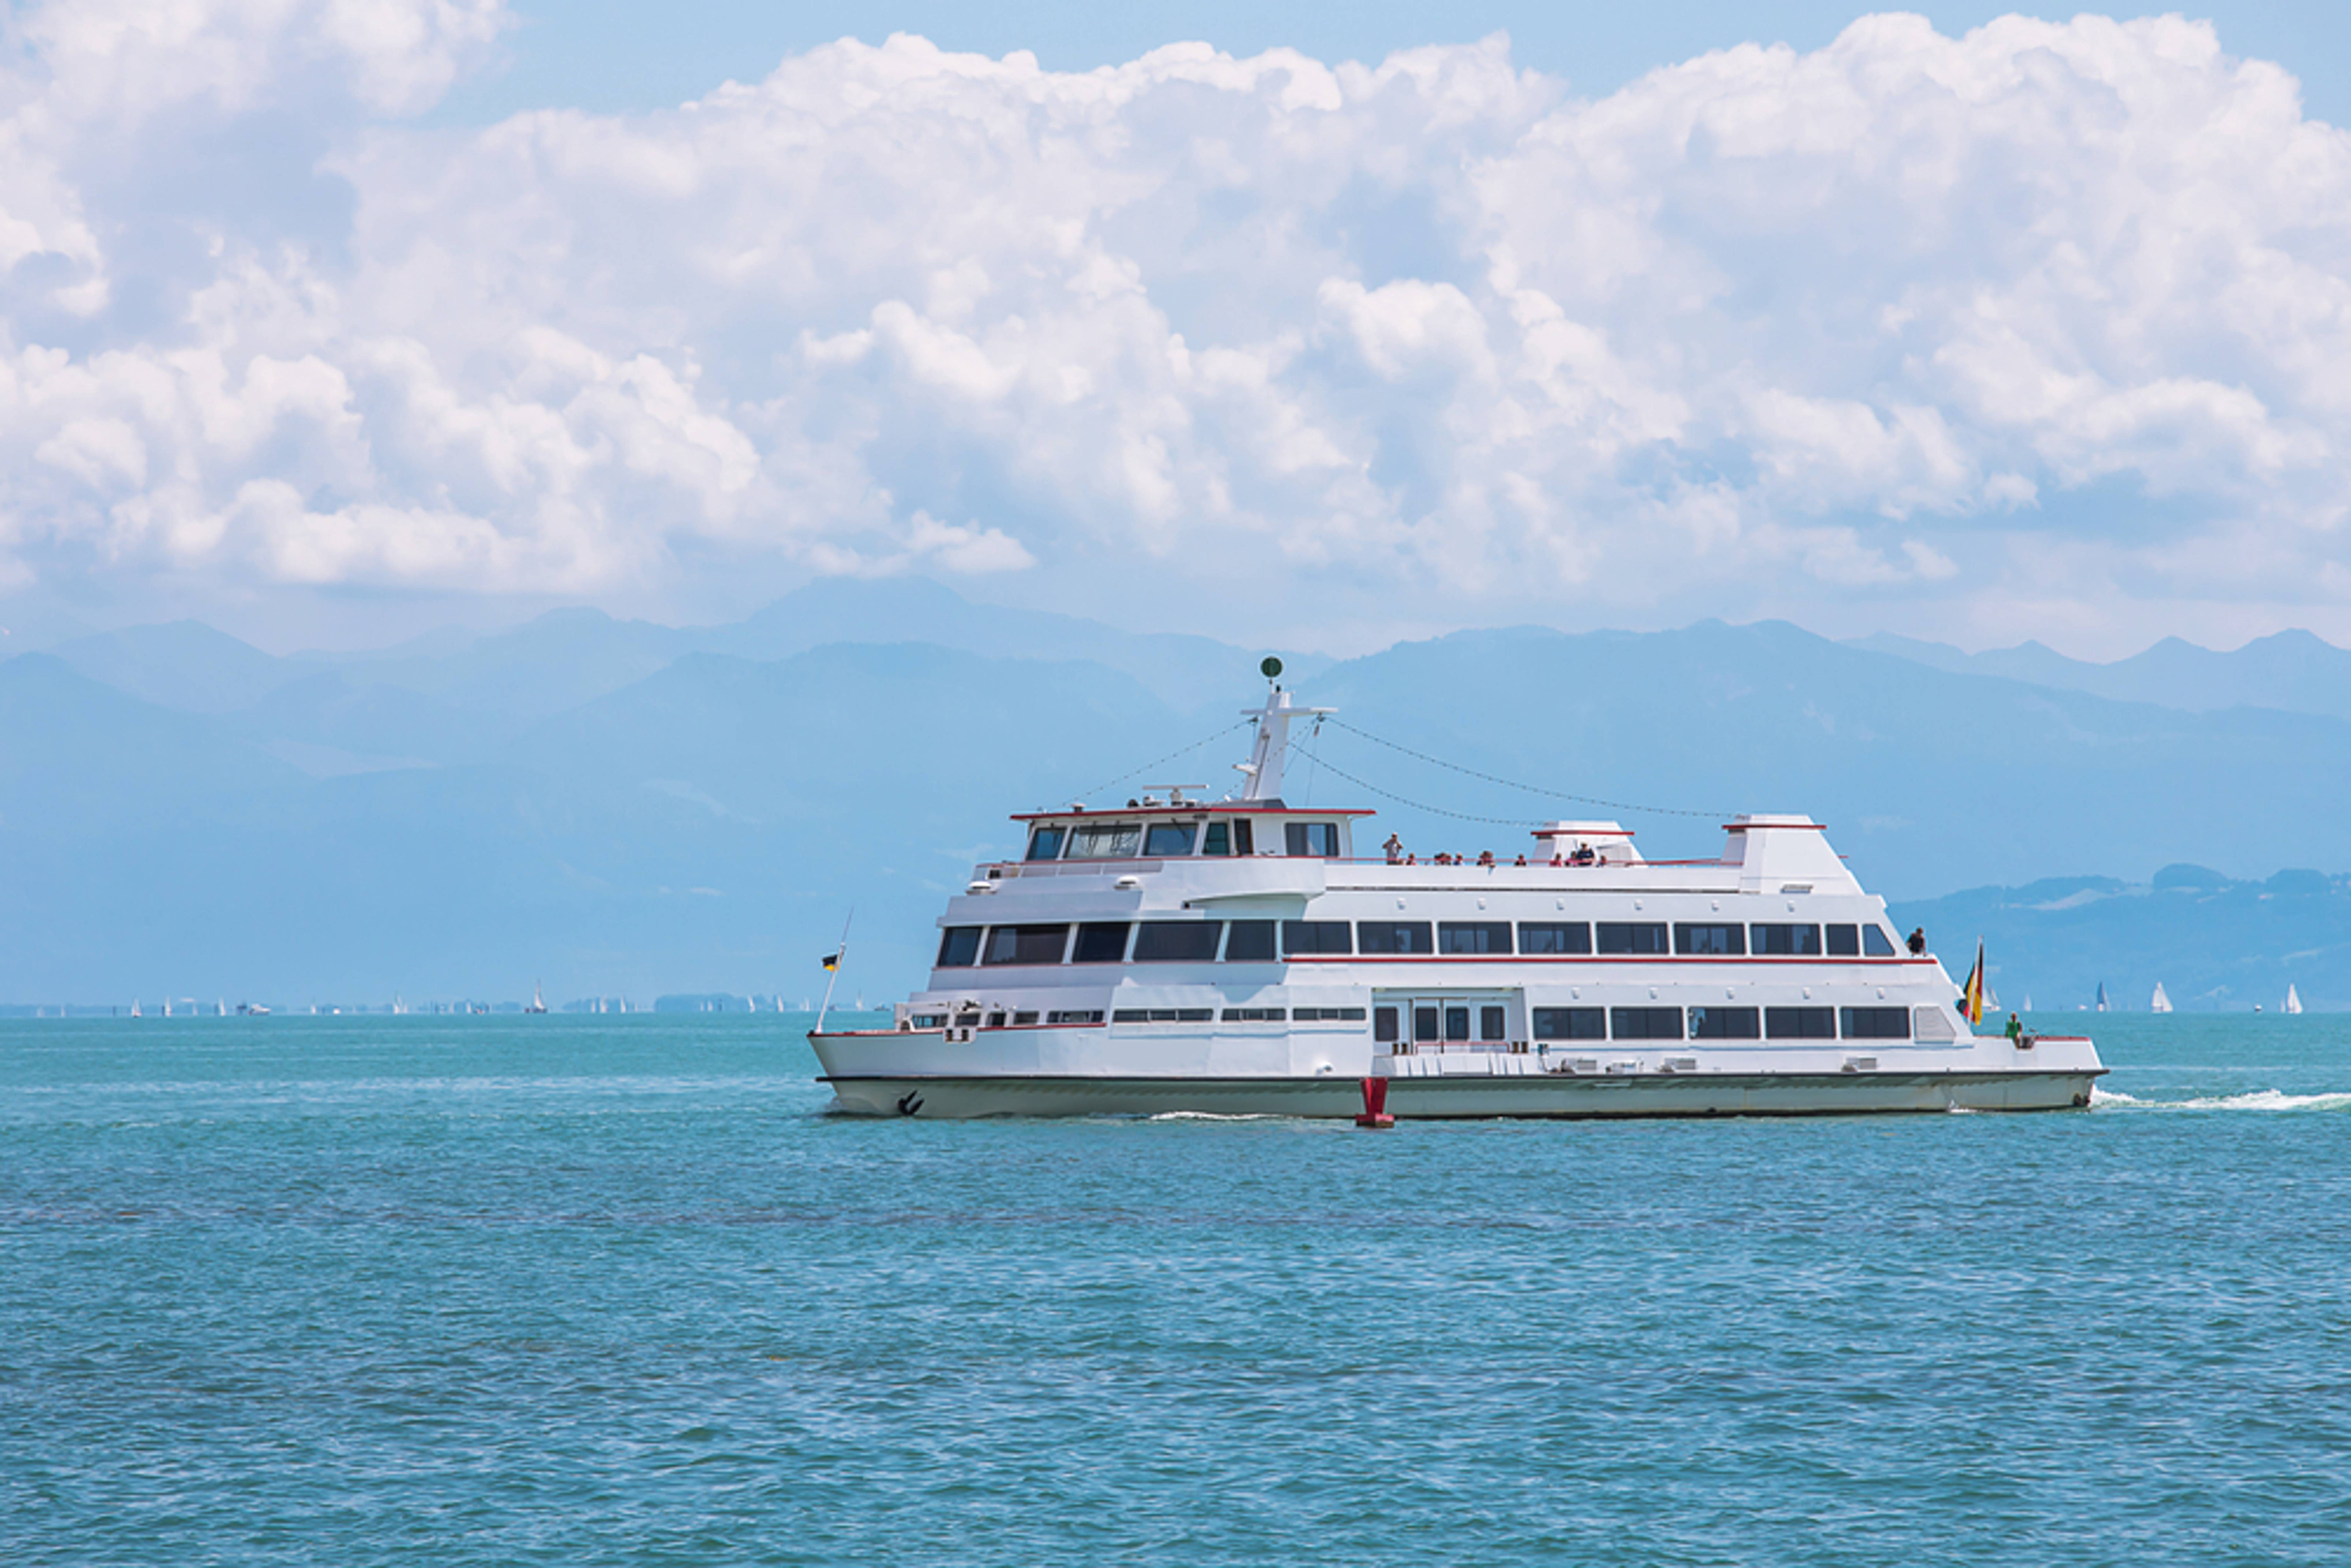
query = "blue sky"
(4, 2, 2351, 660)
(441, 3, 2351, 125)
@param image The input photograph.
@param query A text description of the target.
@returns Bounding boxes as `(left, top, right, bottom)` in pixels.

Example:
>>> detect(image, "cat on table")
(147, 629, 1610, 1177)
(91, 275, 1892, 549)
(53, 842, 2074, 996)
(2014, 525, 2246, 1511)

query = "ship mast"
(1233, 657, 1333, 804)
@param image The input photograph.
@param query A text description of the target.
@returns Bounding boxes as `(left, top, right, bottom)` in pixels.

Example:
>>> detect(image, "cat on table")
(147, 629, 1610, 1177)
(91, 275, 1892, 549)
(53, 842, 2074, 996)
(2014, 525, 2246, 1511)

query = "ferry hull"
(819, 1069, 2102, 1120)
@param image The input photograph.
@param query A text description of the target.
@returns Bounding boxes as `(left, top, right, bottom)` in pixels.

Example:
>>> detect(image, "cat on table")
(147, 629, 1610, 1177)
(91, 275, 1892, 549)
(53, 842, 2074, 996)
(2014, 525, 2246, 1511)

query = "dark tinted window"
(1841, 1006, 1910, 1039)
(1751, 923, 1822, 956)
(1826, 924, 1860, 956)
(1413, 1005, 1440, 1042)
(1374, 1006, 1400, 1043)
(1223, 920, 1277, 962)
(1203, 821, 1230, 856)
(1357, 921, 1434, 955)
(1688, 1005, 1760, 1039)
(1443, 1005, 1471, 1042)
(1282, 920, 1352, 956)
(1438, 922, 1512, 955)
(1597, 922, 1670, 955)
(983, 924, 1068, 966)
(1674, 923, 1745, 956)
(1766, 1006, 1836, 1039)
(1294, 1007, 1366, 1021)
(1066, 822, 1142, 859)
(1284, 821, 1340, 858)
(1519, 922, 1592, 955)
(1144, 823, 1196, 857)
(1863, 926, 1899, 957)
(1025, 826, 1064, 862)
(1611, 1006, 1684, 1040)
(1533, 1006, 1606, 1039)
(1071, 923, 1131, 964)
(1133, 921, 1223, 962)
(1233, 819, 1254, 856)
(1047, 1009, 1103, 1025)
(1479, 1005, 1507, 1041)
(937, 926, 981, 967)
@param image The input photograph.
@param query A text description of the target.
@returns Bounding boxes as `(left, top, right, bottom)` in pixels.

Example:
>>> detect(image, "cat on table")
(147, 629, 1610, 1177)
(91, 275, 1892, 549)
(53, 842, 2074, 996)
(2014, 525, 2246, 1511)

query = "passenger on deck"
(1514, 853, 1527, 866)
(1572, 845, 1596, 866)
(1907, 927, 1927, 956)
(1383, 833, 1404, 864)
(1477, 850, 1495, 867)
(2005, 1013, 2024, 1043)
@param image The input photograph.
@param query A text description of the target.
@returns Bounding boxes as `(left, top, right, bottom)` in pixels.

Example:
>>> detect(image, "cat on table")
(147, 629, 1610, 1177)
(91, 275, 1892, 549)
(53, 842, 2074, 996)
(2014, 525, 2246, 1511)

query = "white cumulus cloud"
(0, 4, 2348, 649)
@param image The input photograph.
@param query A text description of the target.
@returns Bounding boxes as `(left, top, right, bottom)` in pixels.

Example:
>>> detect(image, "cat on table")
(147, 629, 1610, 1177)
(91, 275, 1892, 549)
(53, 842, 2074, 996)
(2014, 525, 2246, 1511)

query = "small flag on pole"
(1958, 937, 1987, 1026)
(820, 952, 841, 972)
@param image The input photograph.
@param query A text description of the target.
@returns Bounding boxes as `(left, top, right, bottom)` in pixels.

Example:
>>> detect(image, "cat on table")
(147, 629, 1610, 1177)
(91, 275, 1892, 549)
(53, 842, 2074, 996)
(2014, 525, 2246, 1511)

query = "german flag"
(1958, 938, 1987, 1026)
(820, 952, 841, 972)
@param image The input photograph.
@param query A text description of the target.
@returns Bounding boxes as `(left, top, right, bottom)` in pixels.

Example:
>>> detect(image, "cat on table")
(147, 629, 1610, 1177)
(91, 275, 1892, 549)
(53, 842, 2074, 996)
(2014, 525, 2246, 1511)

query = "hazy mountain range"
(3, 581, 2347, 1007)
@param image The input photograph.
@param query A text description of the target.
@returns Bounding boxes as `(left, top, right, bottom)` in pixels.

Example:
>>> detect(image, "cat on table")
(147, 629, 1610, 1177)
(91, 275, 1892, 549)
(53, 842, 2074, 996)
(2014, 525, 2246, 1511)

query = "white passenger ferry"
(811, 670, 2104, 1118)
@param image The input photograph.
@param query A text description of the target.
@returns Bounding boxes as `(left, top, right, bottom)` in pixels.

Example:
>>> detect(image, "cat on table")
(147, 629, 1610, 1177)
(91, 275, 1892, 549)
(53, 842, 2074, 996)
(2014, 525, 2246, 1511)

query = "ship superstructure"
(810, 673, 2104, 1118)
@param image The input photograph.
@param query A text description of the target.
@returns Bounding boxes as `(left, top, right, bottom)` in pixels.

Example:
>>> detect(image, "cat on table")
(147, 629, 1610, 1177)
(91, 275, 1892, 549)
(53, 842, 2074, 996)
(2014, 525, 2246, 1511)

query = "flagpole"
(814, 908, 853, 1034)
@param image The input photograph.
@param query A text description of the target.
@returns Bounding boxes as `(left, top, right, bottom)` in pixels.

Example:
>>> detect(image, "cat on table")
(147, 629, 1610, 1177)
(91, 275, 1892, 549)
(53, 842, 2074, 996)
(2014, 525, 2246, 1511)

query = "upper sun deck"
(977, 674, 1862, 903)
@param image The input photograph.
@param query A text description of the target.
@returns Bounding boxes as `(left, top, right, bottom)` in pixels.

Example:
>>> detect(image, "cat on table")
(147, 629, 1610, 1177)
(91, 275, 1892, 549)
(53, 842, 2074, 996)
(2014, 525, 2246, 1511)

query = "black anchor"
(895, 1091, 925, 1117)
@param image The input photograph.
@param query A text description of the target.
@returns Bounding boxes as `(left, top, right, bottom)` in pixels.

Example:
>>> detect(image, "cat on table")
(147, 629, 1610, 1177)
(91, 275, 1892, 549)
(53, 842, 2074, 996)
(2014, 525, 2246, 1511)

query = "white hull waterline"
(812, 667, 2104, 1120)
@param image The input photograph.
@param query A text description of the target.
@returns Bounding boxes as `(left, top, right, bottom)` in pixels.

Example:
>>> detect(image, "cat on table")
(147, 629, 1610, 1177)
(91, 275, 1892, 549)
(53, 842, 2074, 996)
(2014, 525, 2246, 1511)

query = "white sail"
(2150, 982, 2172, 1014)
(2095, 982, 2108, 1013)
(2285, 984, 2304, 1015)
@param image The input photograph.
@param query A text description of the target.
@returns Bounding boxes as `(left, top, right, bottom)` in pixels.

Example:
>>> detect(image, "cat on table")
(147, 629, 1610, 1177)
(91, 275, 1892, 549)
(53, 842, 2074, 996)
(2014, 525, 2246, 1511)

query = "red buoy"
(1355, 1075, 1395, 1128)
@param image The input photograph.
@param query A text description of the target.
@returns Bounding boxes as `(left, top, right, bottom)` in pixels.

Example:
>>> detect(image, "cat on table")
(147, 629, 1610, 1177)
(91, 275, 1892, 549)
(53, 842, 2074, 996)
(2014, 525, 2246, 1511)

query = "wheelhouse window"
(1862, 926, 1899, 957)
(936, 926, 981, 967)
(1597, 922, 1669, 955)
(1766, 1006, 1836, 1039)
(1825, 924, 1861, 956)
(1438, 922, 1513, 955)
(1610, 1006, 1684, 1040)
(1198, 819, 1254, 856)
(1065, 822, 1143, 859)
(983, 924, 1070, 966)
(1025, 826, 1066, 862)
(1687, 1005, 1760, 1039)
(1223, 920, 1277, 962)
(1519, 922, 1592, 956)
(1674, 923, 1745, 956)
(1356, 921, 1434, 956)
(1284, 822, 1340, 858)
(1282, 921, 1353, 956)
(1533, 1006, 1605, 1040)
(1841, 1006, 1910, 1039)
(1071, 922, 1132, 964)
(1751, 923, 1822, 956)
(1133, 921, 1224, 962)
(1143, 823, 1197, 858)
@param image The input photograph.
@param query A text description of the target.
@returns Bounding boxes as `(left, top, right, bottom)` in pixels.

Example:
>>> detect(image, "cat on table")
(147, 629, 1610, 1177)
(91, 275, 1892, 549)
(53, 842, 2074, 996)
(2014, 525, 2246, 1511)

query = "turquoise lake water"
(3, 1013, 2347, 1565)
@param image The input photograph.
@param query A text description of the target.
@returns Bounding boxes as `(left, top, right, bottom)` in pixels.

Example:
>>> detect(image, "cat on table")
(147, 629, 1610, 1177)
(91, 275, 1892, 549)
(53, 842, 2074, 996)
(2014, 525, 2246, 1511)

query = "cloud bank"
(3, 2, 2349, 649)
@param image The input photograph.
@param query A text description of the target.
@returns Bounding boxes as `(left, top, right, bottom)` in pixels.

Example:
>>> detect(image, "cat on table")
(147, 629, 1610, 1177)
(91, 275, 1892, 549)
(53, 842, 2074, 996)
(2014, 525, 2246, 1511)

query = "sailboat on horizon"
(2151, 981, 2173, 1014)
(2285, 983, 2304, 1015)
(2095, 981, 2109, 1013)
(525, 980, 547, 1015)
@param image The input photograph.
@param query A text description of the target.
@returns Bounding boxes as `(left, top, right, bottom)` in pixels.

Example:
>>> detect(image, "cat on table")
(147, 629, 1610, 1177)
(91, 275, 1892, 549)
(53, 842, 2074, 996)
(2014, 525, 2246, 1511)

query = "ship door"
(1410, 997, 1472, 1046)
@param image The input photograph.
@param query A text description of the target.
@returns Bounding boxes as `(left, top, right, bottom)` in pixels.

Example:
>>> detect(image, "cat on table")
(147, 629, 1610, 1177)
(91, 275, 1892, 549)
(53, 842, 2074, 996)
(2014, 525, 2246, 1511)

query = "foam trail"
(2093, 1086, 2351, 1112)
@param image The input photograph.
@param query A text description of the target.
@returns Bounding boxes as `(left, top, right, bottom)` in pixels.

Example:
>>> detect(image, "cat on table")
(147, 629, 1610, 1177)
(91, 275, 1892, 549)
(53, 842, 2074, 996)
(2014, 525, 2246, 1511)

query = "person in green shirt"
(2005, 1012, 2024, 1043)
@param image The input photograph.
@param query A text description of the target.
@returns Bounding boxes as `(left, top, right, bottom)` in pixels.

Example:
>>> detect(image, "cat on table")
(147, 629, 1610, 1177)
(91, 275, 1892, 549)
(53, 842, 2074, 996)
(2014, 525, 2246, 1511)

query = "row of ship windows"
(1023, 821, 1344, 862)
(907, 1006, 1366, 1027)
(939, 919, 1904, 967)
(906, 1003, 1913, 1041)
